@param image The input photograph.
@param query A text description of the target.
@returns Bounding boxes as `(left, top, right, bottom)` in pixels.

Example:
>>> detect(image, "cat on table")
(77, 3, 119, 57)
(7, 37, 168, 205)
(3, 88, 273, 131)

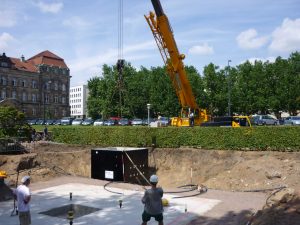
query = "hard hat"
(162, 198, 169, 207)
(150, 174, 158, 183)
(21, 176, 30, 184)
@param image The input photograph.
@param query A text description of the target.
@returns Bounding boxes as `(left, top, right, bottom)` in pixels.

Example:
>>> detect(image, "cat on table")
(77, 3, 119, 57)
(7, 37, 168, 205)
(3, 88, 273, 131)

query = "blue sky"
(0, 0, 299, 86)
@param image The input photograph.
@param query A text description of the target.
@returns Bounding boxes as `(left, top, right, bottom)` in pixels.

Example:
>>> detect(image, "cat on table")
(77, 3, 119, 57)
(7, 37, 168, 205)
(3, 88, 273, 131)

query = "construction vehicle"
(201, 116, 252, 127)
(145, 0, 208, 127)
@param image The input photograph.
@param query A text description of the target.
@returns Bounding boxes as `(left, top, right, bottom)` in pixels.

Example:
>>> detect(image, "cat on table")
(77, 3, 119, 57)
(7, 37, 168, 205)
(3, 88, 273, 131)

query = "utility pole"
(227, 60, 231, 116)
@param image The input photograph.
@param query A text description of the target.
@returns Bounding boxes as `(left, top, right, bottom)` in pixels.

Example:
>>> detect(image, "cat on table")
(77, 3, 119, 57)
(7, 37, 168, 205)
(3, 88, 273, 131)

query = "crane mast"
(145, 0, 208, 126)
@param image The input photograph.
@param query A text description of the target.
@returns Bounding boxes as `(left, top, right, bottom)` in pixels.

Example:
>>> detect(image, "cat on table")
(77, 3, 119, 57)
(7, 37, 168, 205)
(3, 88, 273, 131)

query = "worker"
(141, 175, 164, 225)
(16, 176, 31, 225)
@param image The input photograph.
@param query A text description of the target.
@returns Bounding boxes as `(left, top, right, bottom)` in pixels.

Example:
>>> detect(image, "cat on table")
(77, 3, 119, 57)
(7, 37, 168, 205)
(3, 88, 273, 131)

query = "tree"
(0, 106, 30, 138)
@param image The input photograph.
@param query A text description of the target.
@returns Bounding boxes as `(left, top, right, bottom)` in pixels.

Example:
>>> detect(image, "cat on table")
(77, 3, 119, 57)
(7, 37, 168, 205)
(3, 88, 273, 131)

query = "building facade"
(70, 85, 89, 118)
(0, 51, 71, 119)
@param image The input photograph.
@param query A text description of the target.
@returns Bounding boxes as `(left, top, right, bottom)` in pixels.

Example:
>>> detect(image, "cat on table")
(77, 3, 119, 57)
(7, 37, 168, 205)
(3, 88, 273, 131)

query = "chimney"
(21, 55, 25, 62)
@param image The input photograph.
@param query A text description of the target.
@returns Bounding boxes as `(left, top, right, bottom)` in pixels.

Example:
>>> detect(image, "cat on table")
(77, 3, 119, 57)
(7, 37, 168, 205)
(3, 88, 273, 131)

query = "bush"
(51, 126, 300, 151)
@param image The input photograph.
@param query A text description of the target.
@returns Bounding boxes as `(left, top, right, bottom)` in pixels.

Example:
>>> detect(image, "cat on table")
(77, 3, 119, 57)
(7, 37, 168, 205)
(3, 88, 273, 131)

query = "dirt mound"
(251, 189, 300, 225)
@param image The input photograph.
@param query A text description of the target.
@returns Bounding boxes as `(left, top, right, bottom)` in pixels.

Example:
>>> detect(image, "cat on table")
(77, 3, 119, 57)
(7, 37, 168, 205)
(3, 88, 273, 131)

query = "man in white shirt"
(16, 176, 31, 225)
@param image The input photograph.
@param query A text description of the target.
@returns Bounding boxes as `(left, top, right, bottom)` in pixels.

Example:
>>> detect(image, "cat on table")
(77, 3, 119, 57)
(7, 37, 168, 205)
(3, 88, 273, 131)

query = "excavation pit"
(39, 204, 101, 219)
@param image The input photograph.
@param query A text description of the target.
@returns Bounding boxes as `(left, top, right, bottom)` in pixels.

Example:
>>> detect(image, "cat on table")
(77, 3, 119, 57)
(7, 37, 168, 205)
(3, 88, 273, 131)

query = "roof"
(27, 50, 68, 69)
(8, 50, 68, 73)
(10, 58, 37, 73)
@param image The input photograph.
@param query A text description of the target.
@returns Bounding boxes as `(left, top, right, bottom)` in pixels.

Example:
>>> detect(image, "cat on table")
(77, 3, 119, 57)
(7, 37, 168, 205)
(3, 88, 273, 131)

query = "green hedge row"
(51, 126, 300, 151)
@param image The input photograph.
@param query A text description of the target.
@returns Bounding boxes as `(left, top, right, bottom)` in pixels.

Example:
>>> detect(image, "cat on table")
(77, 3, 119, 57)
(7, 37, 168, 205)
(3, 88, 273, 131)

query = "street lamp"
(227, 60, 232, 116)
(43, 81, 52, 123)
(147, 103, 151, 127)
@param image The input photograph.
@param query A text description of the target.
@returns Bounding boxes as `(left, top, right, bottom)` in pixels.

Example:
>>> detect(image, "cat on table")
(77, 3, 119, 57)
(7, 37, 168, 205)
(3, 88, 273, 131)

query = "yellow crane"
(145, 0, 208, 127)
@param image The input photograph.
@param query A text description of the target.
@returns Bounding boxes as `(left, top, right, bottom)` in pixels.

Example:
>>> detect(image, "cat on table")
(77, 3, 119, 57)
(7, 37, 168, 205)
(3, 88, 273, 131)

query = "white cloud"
(36, 1, 63, 14)
(63, 17, 90, 28)
(0, 10, 17, 27)
(188, 43, 214, 55)
(269, 18, 300, 53)
(0, 33, 16, 51)
(236, 29, 268, 50)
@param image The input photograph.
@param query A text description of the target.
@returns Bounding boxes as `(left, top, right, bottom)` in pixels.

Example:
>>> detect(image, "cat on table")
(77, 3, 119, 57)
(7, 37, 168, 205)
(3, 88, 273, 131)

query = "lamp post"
(227, 60, 232, 116)
(147, 103, 151, 127)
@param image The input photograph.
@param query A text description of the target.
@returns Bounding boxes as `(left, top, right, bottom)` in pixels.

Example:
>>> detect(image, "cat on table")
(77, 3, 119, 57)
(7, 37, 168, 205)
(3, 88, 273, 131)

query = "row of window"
(0, 92, 67, 104)
(71, 104, 83, 109)
(70, 88, 82, 92)
(0, 77, 67, 91)
(71, 110, 82, 115)
(38, 65, 69, 76)
(24, 107, 67, 117)
(70, 93, 82, 98)
(70, 99, 82, 103)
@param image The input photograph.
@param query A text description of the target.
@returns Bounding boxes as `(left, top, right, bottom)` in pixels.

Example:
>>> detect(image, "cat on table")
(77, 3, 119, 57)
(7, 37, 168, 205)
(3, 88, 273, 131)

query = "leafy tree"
(0, 106, 30, 137)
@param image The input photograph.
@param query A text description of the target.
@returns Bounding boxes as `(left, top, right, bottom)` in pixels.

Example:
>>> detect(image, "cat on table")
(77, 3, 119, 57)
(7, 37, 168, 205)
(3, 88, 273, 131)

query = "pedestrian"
(16, 176, 31, 225)
(141, 175, 164, 225)
(31, 129, 36, 142)
(43, 126, 48, 140)
(189, 110, 194, 127)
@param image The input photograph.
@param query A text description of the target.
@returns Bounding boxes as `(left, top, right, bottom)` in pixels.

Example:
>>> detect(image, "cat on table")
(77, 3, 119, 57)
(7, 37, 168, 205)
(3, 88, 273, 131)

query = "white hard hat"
(21, 176, 30, 184)
(150, 175, 158, 183)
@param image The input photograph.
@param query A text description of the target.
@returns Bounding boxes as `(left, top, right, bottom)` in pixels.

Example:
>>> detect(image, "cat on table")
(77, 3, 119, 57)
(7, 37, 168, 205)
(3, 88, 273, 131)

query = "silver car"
(253, 115, 279, 125)
(284, 116, 300, 126)
(72, 118, 83, 125)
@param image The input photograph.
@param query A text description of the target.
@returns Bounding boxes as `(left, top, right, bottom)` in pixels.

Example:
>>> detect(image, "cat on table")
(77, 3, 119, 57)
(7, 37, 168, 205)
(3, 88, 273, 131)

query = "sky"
(0, 0, 300, 86)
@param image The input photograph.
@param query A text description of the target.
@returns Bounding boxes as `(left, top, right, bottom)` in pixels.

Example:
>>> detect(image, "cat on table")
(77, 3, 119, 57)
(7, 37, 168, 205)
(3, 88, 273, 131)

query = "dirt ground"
(1, 141, 300, 224)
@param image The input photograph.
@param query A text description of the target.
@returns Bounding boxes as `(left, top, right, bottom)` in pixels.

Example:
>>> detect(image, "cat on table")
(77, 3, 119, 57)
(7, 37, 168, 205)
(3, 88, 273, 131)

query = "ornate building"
(0, 50, 71, 119)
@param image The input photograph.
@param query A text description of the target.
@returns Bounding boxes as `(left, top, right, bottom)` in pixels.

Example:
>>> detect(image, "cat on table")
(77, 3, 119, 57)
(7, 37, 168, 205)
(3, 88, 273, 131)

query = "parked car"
(252, 115, 279, 125)
(61, 117, 74, 125)
(82, 118, 94, 126)
(93, 119, 104, 126)
(104, 119, 115, 126)
(118, 118, 130, 126)
(45, 119, 55, 125)
(27, 119, 37, 125)
(36, 119, 46, 125)
(284, 116, 300, 126)
(54, 119, 61, 125)
(131, 118, 143, 126)
(142, 118, 155, 126)
(72, 118, 83, 125)
(158, 117, 170, 127)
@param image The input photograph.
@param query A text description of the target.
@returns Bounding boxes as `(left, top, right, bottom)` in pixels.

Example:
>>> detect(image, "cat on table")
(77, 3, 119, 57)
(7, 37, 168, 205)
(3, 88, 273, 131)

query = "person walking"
(16, 176, 31, 225)
(141, 175, 164, 225)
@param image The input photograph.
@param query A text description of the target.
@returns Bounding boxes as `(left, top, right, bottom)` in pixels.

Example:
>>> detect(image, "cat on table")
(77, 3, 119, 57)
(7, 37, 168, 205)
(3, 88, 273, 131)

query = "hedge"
(50, 126, 300, 151)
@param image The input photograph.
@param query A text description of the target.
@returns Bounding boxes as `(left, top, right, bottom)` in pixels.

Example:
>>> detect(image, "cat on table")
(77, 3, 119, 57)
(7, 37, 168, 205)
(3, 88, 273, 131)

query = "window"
(62, 97, 66, 104)
(46, 82, 51, 90)
(45, 94, 49, 103)
(32, 94, 36, 102)
(62, 84, 66, 91)
(32, 80, 37, 89)
(22, 92, 27, 101)
(1, 90, 6, 99)
(62, 110, 66, 116)
(12, 78, 17, 86)
(54, 109, 58, 116)
(54, 83, 58, 91)
(12, 91, 16, 99)
(22, 80, 26, 87)
(1, 77, 7, 85)
(54, 96, 58, 103)
(32, 108, 36, 116)
(1, 62, 8, 67)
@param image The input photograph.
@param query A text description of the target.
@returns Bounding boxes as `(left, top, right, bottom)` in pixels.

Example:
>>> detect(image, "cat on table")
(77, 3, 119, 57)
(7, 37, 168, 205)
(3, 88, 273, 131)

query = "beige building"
(0, 50, 71, 119)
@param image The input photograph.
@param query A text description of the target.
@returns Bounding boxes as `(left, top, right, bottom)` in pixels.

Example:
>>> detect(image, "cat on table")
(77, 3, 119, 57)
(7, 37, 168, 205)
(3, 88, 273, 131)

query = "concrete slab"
(0, 183, 220, 225)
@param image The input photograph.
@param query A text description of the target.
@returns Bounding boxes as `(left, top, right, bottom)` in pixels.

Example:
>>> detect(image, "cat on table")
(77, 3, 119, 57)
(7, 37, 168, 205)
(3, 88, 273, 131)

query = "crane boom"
(145, 0, 208, 126)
